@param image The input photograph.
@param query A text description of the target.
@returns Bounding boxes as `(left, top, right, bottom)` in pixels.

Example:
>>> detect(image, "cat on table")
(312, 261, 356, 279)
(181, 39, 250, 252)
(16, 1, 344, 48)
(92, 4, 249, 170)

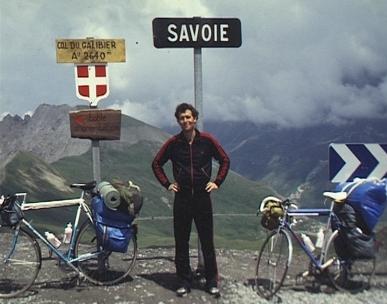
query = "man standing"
(152, 103, 230, 297)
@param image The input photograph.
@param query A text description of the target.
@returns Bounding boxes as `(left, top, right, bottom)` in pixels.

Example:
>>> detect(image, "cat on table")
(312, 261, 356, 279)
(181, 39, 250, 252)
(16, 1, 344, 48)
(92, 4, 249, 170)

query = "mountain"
(4, 103, 384, 248)
(0, 103, 169, 166)
(0, 151, 73, 200)
(201, 119, 387, 209)
(0, 104, 274, 249)
(165, 118, 386, 211)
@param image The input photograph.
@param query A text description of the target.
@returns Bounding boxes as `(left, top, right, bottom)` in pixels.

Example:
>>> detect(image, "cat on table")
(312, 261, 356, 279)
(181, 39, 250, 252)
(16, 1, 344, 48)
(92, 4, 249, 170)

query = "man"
(152, 103, 230, 297)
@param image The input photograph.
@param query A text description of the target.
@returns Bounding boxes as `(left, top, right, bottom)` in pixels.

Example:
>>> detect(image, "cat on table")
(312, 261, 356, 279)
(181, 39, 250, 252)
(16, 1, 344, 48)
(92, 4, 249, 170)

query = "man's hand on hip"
(205, 182, 218, 192)
(168, 182, 180, 192)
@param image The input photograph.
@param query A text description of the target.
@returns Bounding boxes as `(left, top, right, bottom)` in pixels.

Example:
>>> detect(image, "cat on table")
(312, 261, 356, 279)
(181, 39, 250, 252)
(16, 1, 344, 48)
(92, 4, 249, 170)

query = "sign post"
(153, 16, 242, 275)
(194, 47, 203, 130)
(56, 37, 126, 183)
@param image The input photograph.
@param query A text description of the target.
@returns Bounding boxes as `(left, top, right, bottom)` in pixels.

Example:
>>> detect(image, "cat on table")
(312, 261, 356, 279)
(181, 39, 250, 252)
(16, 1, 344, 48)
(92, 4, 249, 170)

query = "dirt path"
(1, 247, 387, 304)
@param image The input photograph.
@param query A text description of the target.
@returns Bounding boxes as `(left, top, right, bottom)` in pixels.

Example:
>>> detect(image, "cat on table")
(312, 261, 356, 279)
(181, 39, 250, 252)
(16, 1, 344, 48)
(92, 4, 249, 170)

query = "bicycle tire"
(324, 230, 376, 293)
(74, 219, 137, 285)
(255, 229, 292, 299)
(0, 225, 42, 298)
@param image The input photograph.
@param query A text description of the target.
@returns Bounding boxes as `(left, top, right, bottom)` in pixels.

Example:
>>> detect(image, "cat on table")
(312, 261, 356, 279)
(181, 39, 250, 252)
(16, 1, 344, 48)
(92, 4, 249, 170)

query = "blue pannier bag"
(336, 178, 387, 232)
(332, 203, 376, 260)
(91, 195, 134, 253)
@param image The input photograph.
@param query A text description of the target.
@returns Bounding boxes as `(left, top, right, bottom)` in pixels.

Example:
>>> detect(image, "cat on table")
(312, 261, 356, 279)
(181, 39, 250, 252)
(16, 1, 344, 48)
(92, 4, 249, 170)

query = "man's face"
(178, 109, 197, 132)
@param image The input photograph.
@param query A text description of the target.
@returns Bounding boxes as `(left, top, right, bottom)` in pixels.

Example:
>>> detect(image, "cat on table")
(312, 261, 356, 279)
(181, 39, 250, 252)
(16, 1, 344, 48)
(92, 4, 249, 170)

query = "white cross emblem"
(74, 64, 109, 106)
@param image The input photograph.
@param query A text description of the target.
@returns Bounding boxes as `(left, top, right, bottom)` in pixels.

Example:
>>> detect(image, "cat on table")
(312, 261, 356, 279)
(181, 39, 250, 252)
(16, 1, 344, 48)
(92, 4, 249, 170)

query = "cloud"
(1, 0, 387, 128)
(202, 0, 387, 127)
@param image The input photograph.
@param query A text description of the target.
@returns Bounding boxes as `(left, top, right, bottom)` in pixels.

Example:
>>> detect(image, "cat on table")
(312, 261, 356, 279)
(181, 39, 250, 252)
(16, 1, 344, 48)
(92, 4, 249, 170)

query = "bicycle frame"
(256, 193, 376, 299)
(1, 181, 139, 298)
(280, 200, 339, 272)
(8, 190, 97, 275)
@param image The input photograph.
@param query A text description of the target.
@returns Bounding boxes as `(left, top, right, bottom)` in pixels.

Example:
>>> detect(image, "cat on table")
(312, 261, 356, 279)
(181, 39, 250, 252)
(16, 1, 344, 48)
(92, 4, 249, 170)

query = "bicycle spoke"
(256, 230, 291, 299)
(325, 232, 375, 292)
(75, 220, 137, 285)
(0, 227, 41, 298)
(5, 259, 40, 266)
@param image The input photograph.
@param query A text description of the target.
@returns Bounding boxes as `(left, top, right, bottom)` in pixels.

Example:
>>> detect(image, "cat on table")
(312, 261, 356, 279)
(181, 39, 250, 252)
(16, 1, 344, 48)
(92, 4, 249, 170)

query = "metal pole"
(91, 139, 101, 184)
(194, 47, 203, 131)
(193, 47, 205, 275)
(91, 103, 101, 184)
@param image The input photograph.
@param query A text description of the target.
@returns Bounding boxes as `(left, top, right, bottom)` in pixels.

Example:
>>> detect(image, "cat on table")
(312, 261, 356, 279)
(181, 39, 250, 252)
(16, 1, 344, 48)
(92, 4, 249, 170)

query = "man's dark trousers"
(173, 191, 218, 287)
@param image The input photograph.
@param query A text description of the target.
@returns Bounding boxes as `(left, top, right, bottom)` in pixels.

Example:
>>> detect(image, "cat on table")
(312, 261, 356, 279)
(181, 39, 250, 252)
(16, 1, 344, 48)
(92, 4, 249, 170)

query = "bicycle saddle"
(323, 191, 347, 202)
(70, 181, 97, 191)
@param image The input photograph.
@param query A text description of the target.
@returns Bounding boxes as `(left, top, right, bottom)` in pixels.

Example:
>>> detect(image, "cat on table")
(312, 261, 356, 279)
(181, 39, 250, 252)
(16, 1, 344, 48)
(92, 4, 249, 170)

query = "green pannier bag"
(111, 179, 143, 216)
(259, 196, 284, 230)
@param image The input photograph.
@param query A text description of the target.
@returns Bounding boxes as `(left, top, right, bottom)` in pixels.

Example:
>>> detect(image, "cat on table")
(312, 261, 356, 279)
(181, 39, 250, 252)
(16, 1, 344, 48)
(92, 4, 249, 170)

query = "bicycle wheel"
(74, 220, 137, 285)
(255, 229, 292, 299)
(324, 231, 376, 292)
(0, 226, 41, 298)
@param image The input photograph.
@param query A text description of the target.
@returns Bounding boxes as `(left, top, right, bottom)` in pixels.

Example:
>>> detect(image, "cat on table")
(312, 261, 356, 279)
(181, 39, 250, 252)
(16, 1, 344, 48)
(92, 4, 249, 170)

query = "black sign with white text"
(152, 17, 242, 48)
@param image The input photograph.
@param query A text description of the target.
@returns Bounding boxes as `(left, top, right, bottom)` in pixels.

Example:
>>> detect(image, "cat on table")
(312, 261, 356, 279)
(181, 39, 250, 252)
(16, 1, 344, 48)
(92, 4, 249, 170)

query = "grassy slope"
(0, 151, 80, 233)
(52, 141, 274, 249)
(0, 143, 274, 249)
(4, 148, 384, 252)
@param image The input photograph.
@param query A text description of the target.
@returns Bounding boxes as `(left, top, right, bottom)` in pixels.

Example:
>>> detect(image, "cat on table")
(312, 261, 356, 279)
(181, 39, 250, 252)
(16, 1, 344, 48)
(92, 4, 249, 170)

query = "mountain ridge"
(203, 119, 387, 207)
(0, 103, 170, 167)
(0, 104, 274, 249)
(164, 118, 387, 208)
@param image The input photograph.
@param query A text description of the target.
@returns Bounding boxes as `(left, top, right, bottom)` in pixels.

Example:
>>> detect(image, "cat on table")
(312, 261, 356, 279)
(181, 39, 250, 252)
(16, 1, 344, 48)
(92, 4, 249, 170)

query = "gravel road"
(1, 245, 386, 304)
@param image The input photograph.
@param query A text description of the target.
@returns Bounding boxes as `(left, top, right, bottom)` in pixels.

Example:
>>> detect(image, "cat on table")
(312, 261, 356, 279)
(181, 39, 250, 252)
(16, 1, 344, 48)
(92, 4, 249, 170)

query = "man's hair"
(174, 103, 199, 120)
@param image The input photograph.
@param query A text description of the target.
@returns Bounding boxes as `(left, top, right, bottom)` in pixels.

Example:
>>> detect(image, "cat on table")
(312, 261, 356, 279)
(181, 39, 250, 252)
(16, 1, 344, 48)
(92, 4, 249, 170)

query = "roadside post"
(56, 37, 126, 183)
(152, 17, 242, 275)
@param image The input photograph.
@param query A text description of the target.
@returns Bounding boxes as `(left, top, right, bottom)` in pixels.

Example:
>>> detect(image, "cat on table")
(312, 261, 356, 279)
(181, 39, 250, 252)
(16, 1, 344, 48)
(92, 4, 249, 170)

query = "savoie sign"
(152, 17, 242, 48)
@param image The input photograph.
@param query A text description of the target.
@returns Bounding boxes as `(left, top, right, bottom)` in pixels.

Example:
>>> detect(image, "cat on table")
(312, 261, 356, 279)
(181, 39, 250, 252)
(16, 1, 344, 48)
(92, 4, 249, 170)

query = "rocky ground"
(1, 243, 387, 304)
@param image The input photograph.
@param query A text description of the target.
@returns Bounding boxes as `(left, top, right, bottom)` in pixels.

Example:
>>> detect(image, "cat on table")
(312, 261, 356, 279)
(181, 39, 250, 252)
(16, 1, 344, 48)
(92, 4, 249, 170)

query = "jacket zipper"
(189, 143, 194, 195)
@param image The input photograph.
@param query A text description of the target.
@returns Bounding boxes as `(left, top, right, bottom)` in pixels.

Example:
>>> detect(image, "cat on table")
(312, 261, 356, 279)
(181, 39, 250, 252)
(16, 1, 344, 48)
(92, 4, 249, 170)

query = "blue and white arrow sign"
(329, 143, 387, 182)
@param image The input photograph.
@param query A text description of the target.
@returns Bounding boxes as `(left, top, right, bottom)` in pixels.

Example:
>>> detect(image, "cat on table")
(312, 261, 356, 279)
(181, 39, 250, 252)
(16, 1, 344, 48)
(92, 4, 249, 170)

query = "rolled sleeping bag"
(97, 181, 121, 210)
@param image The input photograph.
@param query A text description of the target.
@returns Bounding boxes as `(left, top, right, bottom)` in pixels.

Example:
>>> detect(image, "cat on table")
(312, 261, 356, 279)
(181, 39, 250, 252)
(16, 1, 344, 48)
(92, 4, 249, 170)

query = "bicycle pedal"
(320, 258, 335, 270)
(302, 270, 310, 277)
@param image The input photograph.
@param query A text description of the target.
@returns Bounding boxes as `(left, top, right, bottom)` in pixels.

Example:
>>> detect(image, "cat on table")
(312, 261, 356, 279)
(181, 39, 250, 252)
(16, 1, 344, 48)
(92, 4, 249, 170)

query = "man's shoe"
(176, 286, 191, 297)
(207, 286, 220, 298)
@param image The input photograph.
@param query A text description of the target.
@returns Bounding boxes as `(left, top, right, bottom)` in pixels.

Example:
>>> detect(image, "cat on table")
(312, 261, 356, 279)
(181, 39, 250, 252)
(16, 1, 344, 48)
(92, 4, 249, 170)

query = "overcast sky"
(1, 0, 387, 128)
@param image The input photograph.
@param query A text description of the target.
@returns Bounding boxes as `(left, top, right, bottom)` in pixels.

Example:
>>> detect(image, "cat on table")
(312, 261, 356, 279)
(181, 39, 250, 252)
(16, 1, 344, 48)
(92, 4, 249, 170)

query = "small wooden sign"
(56, 38, 126, 63)
(69, 109, 121, 140)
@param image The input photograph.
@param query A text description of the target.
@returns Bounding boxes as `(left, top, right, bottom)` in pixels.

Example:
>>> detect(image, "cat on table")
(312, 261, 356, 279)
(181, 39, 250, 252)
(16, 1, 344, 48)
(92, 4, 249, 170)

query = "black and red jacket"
(152, 129, 230, 194)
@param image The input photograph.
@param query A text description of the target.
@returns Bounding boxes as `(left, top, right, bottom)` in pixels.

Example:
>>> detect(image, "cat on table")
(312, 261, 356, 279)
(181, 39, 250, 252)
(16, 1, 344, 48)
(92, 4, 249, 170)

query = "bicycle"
(255, 192, 376, 299)
(0, 181, 137, 298)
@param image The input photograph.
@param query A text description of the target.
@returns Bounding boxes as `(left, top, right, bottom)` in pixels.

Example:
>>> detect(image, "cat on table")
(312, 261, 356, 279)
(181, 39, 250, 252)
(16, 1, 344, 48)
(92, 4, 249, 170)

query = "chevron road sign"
(329, 143, 387, 182)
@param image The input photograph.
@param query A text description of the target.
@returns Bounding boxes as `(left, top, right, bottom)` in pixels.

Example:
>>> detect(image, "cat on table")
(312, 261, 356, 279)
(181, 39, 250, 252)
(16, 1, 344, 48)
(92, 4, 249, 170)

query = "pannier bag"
(333, 203, 376, 260)
(259, 196, 284, 230)
(0, 195, 24, 226)
(336, 178, 387, 233)
(91, 195, 135, 253)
